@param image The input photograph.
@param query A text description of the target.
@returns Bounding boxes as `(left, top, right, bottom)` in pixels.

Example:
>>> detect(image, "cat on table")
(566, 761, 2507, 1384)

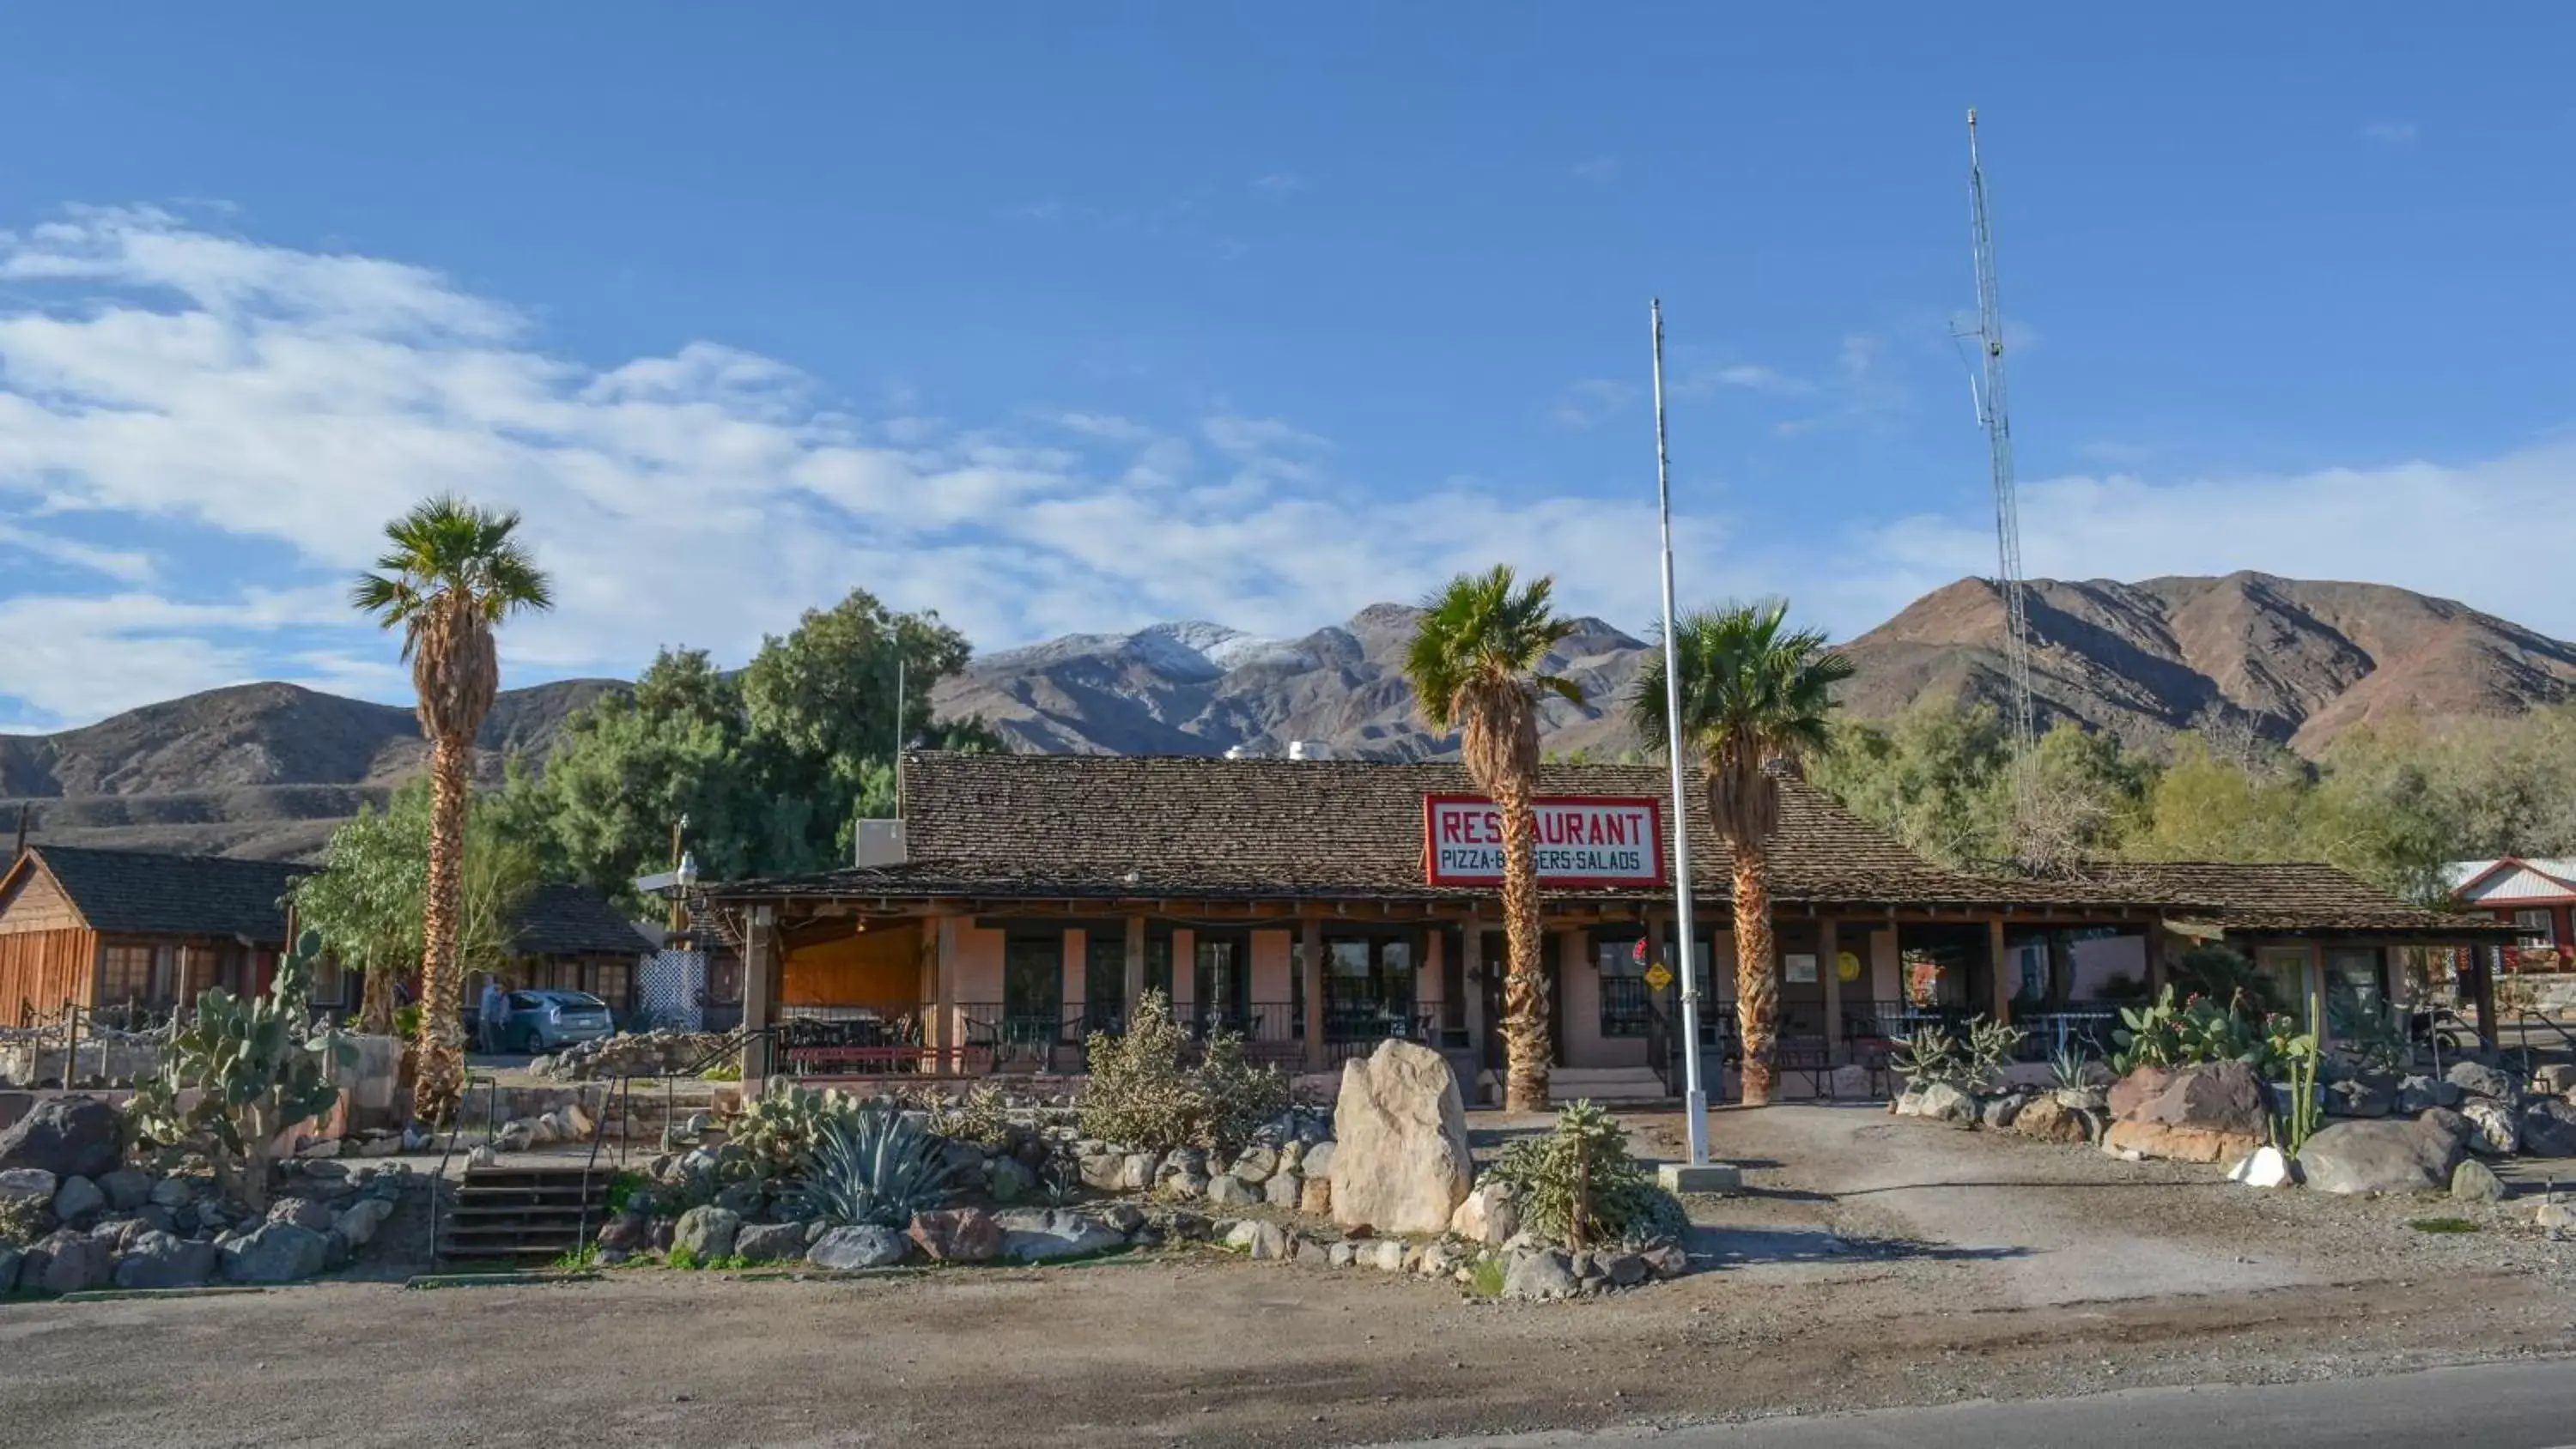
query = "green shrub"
(2409, 1216, 2480, 1234)
(1078, 990, 1290, 1153)
(2110, 987, 2301, 1077)
(666, 1245, 701, 1270)
(1894, 1016, 2022, 1093)
(1488, 1100, 1687, 1250)
(927, 1082, 1013, 1149)
(796, 1101, 967, 1228)
(1467, 1256, 1507, 1297)
(0, 1195, 50, 1247)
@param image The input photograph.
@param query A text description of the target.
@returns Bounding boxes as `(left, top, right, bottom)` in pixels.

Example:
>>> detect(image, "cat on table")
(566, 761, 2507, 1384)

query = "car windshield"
(537, 992, 607, 1011)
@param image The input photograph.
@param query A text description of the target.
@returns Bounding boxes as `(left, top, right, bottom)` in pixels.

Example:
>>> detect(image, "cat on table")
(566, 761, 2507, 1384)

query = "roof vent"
(854, 819, 908, 870)
(1286, 740, 1333, 761)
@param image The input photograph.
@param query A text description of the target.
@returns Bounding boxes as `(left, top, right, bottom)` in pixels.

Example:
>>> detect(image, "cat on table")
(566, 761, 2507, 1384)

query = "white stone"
(1358, 1239, 1407, 1272)
(1448, 1185, 1522, 1245)
(2461, 1100, 2519, 1156)
(1330, 1040, 1473, 1237)
(2226, 1145, 2295, 1188)
(334, 1197, 395, 1250)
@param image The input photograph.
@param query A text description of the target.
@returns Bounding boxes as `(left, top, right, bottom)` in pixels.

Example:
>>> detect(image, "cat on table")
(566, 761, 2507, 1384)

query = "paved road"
(1383, 1360, 2576, 1448)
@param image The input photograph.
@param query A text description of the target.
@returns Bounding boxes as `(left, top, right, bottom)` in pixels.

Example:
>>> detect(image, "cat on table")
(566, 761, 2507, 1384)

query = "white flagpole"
(1651, 299, 1710, 1166)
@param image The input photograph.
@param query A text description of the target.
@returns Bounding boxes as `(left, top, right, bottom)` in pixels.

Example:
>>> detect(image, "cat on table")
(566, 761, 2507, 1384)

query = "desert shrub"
(2048, 1042, 2093, 1092)
(2111, 987, 2301, 1076)
(1894, 1016, 2022, 1093)
(795, 1102, 966, 1228)
(0, 1195, 50, 1247)
(129, 929, 352, 1211)
(1078, 989, 1290, 1153)
(927, 1082, 1013, 1149)
(2170, 945, 2286, 1020)
(721, 1082, 865, 1185)
(1488, 1100, 1688, 1250)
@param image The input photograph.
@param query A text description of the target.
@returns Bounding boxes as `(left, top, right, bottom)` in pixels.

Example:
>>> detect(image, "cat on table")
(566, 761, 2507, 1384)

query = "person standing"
(477, 975, 507, 1055)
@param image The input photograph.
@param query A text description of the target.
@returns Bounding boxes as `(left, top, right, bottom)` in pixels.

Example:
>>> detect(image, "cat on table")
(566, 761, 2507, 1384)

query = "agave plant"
(2048, 1041, 2093, 1093)
(796, 1101, 968, 1228)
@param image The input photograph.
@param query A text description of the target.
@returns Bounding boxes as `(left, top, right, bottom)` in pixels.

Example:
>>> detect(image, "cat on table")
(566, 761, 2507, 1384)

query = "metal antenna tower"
(1967, 107, 2038, 822)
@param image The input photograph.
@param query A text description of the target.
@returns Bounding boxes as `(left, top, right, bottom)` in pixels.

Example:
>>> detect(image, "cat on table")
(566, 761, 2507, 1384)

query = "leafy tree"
(351, 495, 553, 1125)
(738, 588, 988, 869)
(1632, 601, 1852, 1107)
(1406, 565, 1582, 1113)
(295, 779, 543, 1033)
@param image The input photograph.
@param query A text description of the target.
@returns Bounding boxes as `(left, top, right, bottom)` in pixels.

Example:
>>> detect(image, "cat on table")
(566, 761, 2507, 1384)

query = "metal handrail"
(426, 1073, 503, 1270)
(572, 1024, 780, 1258)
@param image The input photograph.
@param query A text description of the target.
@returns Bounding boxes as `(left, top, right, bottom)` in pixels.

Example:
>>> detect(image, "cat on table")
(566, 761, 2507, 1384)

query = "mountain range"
(9, 572, 2573, 859)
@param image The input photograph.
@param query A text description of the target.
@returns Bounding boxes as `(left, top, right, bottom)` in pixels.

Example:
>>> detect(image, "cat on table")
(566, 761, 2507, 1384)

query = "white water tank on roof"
(1287, 739, 1333, 761)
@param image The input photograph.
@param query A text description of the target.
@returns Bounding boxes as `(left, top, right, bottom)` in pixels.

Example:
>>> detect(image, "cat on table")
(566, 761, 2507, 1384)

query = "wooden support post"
(1819, 917, 1843, 1065)
(2145, 919, 2169, 994)
(1123, 915, 1146, 1027)
(740, 905, 776, 1088)
(1987, 916, 2012, 1022)
(933, 916, 957, 1073)
(1301, 915, 1326, 1075)
(1461, 909, 1486, 1090)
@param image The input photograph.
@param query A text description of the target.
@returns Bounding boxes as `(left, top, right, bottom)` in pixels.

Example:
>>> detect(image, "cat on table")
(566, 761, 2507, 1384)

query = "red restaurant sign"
(1422, 795, 1667, 888)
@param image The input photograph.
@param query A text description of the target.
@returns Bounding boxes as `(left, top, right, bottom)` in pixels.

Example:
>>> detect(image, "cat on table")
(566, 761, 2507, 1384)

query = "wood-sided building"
(0, 845, 312, 1026)
(1, 845, 653, 1026)
(698, 754, 2510, 1100)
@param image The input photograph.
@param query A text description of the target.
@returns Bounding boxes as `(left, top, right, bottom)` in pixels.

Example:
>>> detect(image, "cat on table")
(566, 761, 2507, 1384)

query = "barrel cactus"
(131, 929, 353, 1210)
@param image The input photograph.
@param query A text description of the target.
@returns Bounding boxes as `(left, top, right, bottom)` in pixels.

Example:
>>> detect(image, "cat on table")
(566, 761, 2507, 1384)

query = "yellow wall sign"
(1836, 950, 1862, 983)
(1643, 963, 1674, 991)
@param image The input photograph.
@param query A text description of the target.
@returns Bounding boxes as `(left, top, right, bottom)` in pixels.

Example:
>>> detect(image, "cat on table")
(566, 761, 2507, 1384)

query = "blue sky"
(2, 4, 2570, 730)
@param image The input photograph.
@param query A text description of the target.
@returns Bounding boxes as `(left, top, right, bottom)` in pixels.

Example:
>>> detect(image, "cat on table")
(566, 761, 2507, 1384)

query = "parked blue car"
(496, 989, 616, 1052)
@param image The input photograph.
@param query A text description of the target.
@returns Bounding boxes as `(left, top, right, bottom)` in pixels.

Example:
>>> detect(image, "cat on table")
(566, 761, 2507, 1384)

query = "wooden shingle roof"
(718, 753, 2153, 910)
(23, 845, 307, 941)
(2084, 861, 2508, 936)
(509, 883, 652, 957)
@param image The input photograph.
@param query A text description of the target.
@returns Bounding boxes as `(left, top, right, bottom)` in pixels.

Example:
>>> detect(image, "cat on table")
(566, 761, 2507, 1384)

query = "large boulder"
(2297, 1117, 2464, 1196)
(220, 1222, 331, 1284)
(672, 1205, 743, 1260)
(2011, 1096, 2095, 1145)
(1914, 1082, 1977, 1125)
(18, 1228, 111, 1294)
(96, 1167, 154, 1214)
(2395, 1076, 2463, 1114)
(732, 1222, 809, 1263)
(334, 1197, 394, 1251)
(50, 1174, 105, 1226)
(993, 1208, 1126, 1262)
(808, 1223, 910, 1270)
(1504, 1246, 1580, 1300)
(1449, 1184, 1522, 1245)
(2451, 1160, 2509, 1204)
(906, 1207, 1001, 1263)
(2102, 1062, 2271, 1164)
(1329, 1039, 1473, 1236)
(112, 1231, 217, 1290)
(2445, 1060, 2518, 1103)
(2520, 1099, 2576, 1158)
(2227, 1145, 2296, 1188)
(0, 1097, 123, 1181)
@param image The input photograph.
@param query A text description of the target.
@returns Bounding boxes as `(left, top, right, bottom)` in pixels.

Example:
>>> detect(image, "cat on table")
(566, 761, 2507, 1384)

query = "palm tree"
(353, 497, 553, 1125)
(1632, 601, 1852, 1106)
(1406, 565, 1583, 1112)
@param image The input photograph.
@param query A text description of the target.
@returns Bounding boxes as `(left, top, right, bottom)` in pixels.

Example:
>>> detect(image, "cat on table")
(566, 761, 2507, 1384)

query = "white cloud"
(2360, 121, 2420, 147)
(1573, 156, 1620, 184)
(1249, 173, 1307, 197)
(2, 209, 2567, 733)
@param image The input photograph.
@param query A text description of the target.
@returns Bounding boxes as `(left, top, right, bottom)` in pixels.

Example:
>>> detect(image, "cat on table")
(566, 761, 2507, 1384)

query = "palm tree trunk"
(411, 733, 471, 1125)
(1495, 769, 1552, 1113)
(1732, 838, 1779, 1107)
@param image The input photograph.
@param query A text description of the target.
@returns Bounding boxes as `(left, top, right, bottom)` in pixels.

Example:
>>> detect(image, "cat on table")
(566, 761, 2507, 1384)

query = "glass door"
(1193, 932, 1250, 1035)
(1002, 932, 1065, 1048)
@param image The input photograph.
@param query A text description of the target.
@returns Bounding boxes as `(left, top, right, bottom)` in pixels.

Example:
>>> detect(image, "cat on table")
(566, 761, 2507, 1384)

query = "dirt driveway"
(3, 1106, 2572, 1449)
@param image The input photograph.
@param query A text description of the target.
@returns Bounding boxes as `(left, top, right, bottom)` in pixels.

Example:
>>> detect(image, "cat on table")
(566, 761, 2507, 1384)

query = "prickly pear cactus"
(131, 929, 355, 1210)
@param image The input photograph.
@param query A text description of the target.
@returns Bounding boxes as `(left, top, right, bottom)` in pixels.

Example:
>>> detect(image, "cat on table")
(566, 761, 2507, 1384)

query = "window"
(1321, 934, 1418, 1040)
(1145, 930, 1174, 1003)
(2257, 947, 2312, 1028)
(2512, 909, 2556, 949)
(100, 946, 153, 1005)
(1595, 931, 1651, 1038)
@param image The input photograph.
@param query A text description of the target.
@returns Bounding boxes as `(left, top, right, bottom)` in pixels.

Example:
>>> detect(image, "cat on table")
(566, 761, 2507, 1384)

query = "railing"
(1598, 978, 1654, 1039)
(1842, 999, 1969, 1044)
(958, 1004, 1087, 1074)
(2014, 1007, 2121, 1062)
